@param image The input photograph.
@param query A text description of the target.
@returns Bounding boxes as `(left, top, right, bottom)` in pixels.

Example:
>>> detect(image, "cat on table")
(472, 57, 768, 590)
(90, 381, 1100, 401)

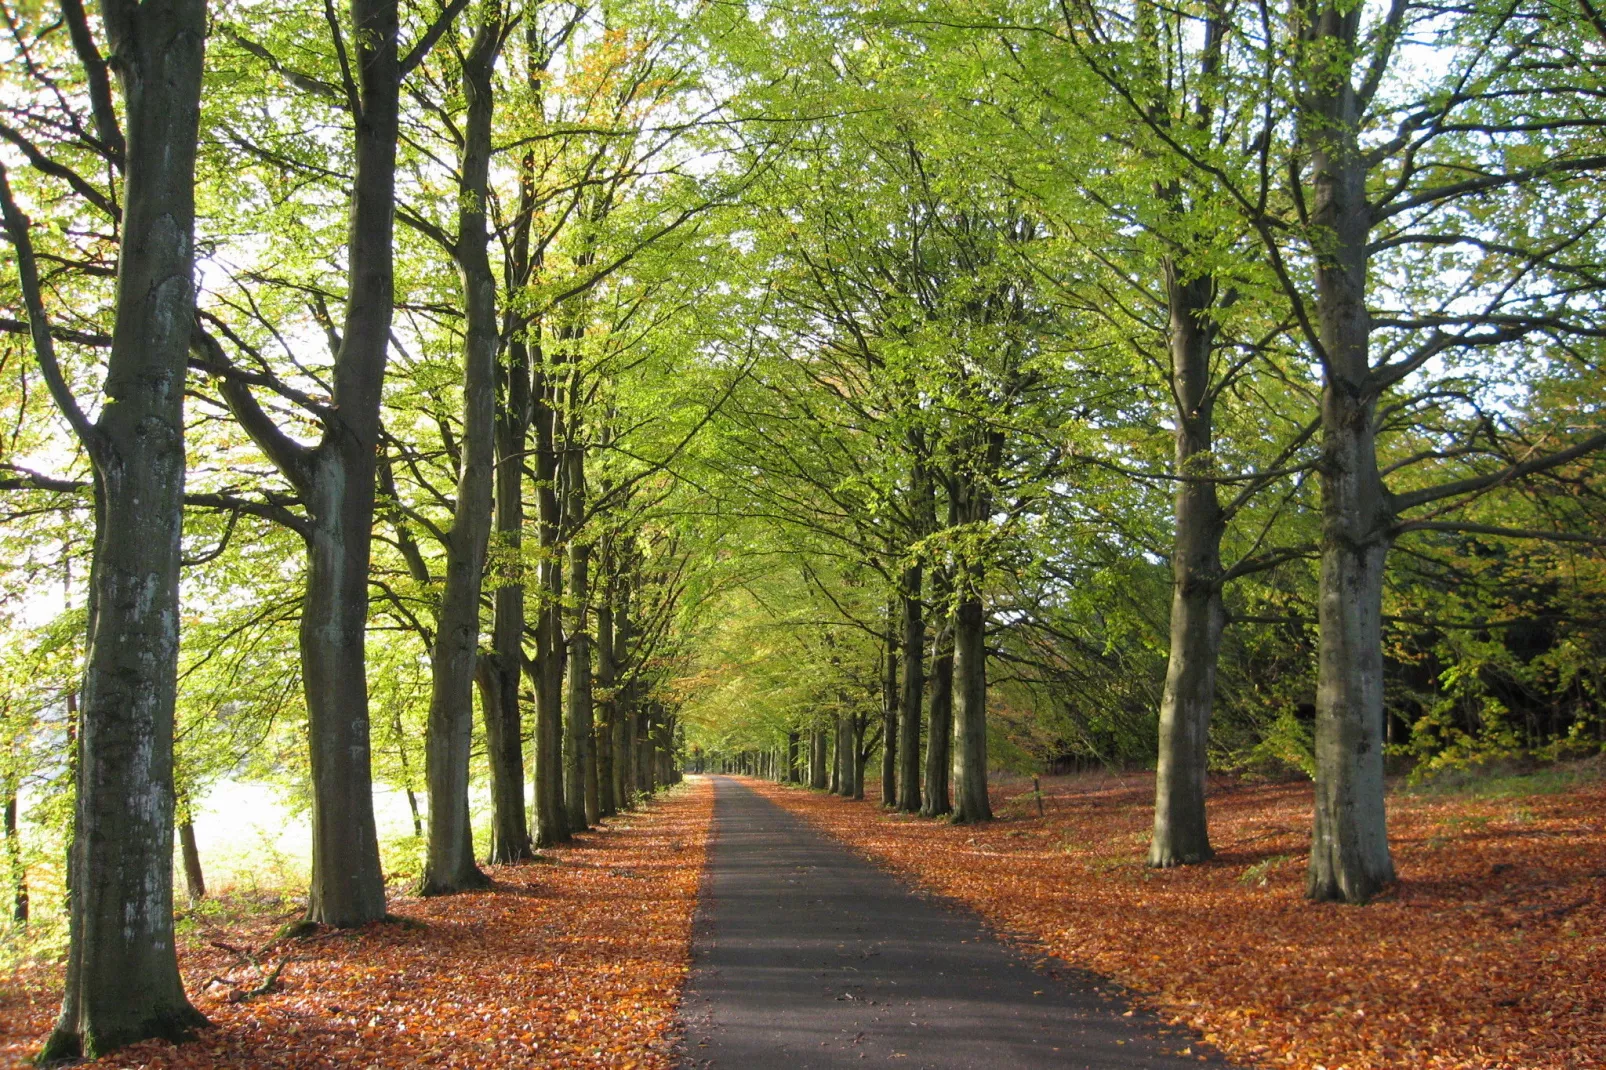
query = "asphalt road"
(678, 775, 1234, 1069)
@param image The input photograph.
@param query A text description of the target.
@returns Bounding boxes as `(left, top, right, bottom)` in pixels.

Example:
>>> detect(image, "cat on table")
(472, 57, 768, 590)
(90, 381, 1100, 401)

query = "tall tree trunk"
(636, 708, 653, 796)
(481, 5, 541, 867)
(16, 0, 211, 1056)
(566, 543, 597, 828)
(615, 572, 637, 807)
(785, 731, 801, 783)
(923, 635, 954, 817)
(852, 713, 868, 801)
(622, 686, 640, 806)
(951, 578, 991, 823)
(531, 351, 568, 845)
(897, 564, 924, 811)
(420, 12, 501, 896)
(1300, 0, 1396, 904)
(563, 445, 596, 828)
(482, 381, 531, 861)
(1149, 265, 1226, 868)
(209, 0, 412, 926)
(951, 431, 1000, 825)
(299, 0, 404, 928)
(595, 544, 617, 816)
(809, 727, 828, 789)
(880, 606, 898, 806)
(828, 714, 842, 794)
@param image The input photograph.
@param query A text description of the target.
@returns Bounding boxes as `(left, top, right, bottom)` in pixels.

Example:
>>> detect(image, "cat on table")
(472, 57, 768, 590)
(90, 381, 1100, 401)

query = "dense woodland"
(1, 0, 1604, 1058)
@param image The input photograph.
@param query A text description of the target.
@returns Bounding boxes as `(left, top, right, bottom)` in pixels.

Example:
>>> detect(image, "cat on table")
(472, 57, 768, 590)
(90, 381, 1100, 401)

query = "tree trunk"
(880, 608, 898, 806)
(531, 350, 568, 845)
(809, 727, 828, 789)
(178, 817, 206, 903)
(481, 361, 531, 861)
(565, 559, 597, 828)
(419, 14, 500, 896)
(950, 428, 999, 825)
(636, 708, 653, 796)
(1300, 1, 1396, 904)
(563, 445, 596, 828)
(595, 546, 617, 817)
(622, 690, 639, 806)
(6, 783, 27, 922)
(951, 584, 991, 823)
(406, 786, 423, 840)
(480, 6, 542, 868)
(828, 715, 842, 794)
(852, 713, 868, 801)
(1149, 265, 1226, 868)
(922, 620, 954, 818)
(785, 731, 801, 783)
(28, 0, 210, 1056)
(897, 566, 924, 812)
(297, 0, 410, 928)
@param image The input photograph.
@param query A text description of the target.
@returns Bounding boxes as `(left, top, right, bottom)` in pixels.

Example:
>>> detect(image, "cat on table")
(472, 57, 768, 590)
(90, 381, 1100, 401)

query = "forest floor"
(751, 763, 1606, 1070)
(0, 779, 711, 1069)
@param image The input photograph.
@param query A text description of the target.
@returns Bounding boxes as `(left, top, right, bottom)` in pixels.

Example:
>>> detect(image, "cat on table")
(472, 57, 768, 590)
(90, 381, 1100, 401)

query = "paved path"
(679, 776, 1232, 1069)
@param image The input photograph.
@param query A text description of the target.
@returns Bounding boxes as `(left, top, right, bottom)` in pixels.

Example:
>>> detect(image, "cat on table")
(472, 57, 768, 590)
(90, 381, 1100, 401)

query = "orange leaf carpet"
(1, 778, 711, 1069)
(751, 772, 1605, 1070)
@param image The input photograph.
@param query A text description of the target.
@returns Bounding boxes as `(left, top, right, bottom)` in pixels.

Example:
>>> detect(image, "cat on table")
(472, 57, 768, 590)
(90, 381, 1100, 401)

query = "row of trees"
(2, 0, 1604, 1059)
(673, 0, 1606, 903)
(1, 0, 722, 1056)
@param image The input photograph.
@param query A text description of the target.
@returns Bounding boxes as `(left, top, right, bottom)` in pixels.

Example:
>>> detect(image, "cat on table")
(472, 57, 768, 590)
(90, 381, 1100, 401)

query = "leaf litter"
(751, 771, 1606, 1070)
(0, 779, 711, 1069)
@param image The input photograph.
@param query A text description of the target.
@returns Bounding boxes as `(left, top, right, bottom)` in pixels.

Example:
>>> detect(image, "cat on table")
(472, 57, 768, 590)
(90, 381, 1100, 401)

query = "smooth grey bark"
(596, 544, 617, 816)
(922, 597, 954, 817)
(809, 726, 828, 790)
(481, 331, 533, 860)
(2, 0, 211, 1057)
(828, 714, 842, 794)
(614, 570, 637, 807)
(296, 0, 403, 927)
(531, 347, 568, 844)
(880, 608, 898, 806)
(1148, 265, 1227, 868)
(635, 707, 654, 796)
(951, 584, 991, 823)
(951, 429, 1001, 825)
(563, 443, 597, 829)
(419, 10, 500, 897)
(786, 731, 801, 783)
(851, 712, 869, 800)
(209, 0, 456, 925)
(622, 701, 639, 805)
(1298, 1, 1396, 903)
(565, 546, 597, 828)
(897, 564, 924, 812)
(475, 5, 547, 867)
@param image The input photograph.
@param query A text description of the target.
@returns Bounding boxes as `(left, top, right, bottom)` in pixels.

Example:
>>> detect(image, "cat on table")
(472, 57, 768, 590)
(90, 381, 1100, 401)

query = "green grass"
(1406, 760, 1602, 800)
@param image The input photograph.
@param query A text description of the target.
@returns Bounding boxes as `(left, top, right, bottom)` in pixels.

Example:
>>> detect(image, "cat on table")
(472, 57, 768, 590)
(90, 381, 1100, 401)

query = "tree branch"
(0, 162, 99, 452)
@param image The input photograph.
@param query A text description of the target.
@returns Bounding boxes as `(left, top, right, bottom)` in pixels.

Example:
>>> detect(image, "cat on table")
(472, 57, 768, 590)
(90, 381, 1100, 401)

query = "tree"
(203, 0, 467, 924)
(0, 0, 210, 1055)
(418, 1, 506, 897)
